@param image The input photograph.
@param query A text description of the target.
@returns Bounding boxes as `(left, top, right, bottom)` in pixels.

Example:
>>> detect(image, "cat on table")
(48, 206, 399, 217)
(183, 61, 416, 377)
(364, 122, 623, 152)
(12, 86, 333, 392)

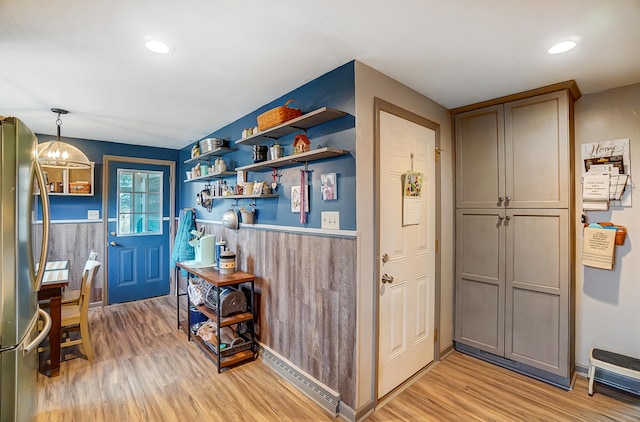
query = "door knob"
(382, 253, 389, 263)
(381, 273, 394, 284)
(110, 241, 118, 247)
(110, 231, 117, 236)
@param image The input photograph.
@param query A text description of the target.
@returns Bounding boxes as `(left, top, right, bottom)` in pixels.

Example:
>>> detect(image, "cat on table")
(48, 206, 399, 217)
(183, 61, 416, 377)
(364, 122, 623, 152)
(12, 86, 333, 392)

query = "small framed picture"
(291, 185, 310, 212)
(252, 181, 264, 196)
(321, 173, 337, 200)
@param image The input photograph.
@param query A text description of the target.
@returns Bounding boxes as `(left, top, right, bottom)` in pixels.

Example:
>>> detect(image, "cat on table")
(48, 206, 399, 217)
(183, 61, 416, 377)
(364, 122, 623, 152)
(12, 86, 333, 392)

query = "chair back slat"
(79, 260, 101, 311)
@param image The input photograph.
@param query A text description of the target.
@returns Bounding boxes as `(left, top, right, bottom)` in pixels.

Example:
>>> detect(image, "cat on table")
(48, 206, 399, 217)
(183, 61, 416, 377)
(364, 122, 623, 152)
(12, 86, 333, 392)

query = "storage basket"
(599, 222, 627, 245)
(69, 182, 91, 194)
(585, 222, 627, 246)
(256, 99, 302, 131)
(205, 333, 252, 357)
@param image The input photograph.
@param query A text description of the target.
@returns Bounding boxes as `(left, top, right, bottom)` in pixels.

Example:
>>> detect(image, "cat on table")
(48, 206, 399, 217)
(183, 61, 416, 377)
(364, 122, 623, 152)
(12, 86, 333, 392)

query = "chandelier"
(37, 108, 91, 168)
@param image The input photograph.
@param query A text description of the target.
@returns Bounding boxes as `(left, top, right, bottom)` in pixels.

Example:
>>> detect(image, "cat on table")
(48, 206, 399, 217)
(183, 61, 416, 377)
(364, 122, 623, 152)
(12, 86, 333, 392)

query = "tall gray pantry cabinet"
(453, 86, 577, 388)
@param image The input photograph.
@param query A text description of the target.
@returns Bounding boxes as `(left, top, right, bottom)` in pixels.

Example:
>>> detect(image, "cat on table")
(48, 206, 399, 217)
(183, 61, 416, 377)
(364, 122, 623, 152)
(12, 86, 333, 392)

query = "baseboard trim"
(576, 362, 640, 396)
(259, 345, 341, 417)
(440, 343, 455, 359)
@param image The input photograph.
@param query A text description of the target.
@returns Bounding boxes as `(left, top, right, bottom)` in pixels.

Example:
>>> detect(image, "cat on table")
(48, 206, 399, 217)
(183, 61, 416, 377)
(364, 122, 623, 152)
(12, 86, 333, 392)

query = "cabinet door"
(504, 91, 570, 209)
(504, 209, 570, 377)
(455, 209, 505, 355)
(455, 105, 505, 209)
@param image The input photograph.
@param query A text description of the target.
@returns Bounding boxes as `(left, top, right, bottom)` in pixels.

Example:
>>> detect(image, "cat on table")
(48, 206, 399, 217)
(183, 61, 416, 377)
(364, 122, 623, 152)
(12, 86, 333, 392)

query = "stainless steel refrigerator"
(0, 116, 52, 421)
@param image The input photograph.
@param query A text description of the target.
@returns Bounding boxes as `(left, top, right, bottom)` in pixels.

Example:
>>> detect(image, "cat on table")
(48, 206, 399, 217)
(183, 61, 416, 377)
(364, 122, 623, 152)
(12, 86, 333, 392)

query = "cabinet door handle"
(498, 197, 503, 206)
(381, 274, 394, 284)
(382, 253, 389, 263)
(498, 215, 504, 221)
(505, 215, 511, 221)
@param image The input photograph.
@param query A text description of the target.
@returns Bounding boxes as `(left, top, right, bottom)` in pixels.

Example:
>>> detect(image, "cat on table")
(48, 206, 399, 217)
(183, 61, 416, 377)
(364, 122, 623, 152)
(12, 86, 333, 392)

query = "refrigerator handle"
(23, 308, 51, 355)
(33, 161, 51, 291)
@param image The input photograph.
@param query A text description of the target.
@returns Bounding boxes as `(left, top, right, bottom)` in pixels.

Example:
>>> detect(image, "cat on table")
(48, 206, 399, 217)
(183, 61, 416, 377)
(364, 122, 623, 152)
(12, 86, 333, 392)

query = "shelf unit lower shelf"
(180, 316, 253, 368)
(192, 334, 254, 368)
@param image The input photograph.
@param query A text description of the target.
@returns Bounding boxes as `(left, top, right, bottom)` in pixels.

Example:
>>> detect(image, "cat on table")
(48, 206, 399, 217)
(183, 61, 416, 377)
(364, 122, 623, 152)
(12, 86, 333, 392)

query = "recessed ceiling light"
(145, 39, 171, 54)
(548, 41, 576, 55)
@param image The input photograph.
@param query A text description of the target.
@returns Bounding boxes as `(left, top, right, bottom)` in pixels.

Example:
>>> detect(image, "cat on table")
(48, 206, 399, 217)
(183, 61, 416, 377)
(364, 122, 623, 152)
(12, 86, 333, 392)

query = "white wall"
(353, 61, 454, 409)
(574, 82, 640, 367)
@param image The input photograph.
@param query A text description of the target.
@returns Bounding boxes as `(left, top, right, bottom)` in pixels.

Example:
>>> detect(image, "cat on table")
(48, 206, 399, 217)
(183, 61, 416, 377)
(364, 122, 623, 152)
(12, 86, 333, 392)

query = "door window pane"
(148, 173, 161, 192)
(119, 193, 132, 213)
(119, 214, 131, 234)
(117, 169, 163, 236)
(134, 172, 148, 192)
(120, 172, 133, 192)
(148, 193, 161, 214)
(134, 193, 147, 213)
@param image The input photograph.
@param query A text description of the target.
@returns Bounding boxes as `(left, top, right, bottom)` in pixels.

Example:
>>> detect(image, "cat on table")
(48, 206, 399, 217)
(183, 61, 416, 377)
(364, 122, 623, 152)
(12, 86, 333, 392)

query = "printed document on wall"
(582, 227, 616, 270)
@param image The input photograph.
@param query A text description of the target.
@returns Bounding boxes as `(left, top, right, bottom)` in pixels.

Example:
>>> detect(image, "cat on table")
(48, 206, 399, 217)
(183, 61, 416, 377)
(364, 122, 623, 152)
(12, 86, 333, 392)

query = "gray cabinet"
(456, 91, 570, 209)
(454, 88, 575, 388)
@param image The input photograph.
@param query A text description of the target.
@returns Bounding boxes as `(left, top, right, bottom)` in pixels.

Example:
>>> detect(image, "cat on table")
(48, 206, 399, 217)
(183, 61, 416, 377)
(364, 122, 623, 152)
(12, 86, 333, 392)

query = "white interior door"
(378, 110, 436, 399)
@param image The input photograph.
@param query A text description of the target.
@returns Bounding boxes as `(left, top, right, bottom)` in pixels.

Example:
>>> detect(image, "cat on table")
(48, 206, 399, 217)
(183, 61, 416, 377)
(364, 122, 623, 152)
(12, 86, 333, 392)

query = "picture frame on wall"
(321, 173, 337, 200)
(291, 185, 310, 212)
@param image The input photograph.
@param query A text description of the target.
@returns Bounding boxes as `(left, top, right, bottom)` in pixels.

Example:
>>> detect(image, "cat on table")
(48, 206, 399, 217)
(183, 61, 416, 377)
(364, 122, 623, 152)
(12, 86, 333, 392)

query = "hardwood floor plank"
(37, 295, 639, 421)
(369, 352, 640, 421)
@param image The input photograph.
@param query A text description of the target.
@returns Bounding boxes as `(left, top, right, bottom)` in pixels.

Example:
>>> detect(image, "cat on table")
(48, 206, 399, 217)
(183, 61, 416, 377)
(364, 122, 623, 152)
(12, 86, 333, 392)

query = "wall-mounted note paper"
(583, 174, 610, 201)
(582, 227, 616, 270)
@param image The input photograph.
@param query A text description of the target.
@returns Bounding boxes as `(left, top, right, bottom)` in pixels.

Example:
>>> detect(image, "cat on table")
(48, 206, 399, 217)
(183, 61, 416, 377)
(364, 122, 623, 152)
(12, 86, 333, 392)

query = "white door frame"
(373, 98, 442, 402)
(101, 155, 176, 305)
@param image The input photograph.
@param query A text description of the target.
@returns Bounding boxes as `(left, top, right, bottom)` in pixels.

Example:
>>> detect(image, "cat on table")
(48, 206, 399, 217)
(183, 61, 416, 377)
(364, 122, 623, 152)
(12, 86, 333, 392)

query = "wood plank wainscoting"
(36, 295, 640, 420)
(42, 221, 105, 303)
(180, 222, 358, 410)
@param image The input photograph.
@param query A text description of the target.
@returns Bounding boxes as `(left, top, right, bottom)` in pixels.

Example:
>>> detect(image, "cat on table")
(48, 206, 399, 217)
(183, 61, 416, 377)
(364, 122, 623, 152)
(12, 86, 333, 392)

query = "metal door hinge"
(435, 147, 443, 163)
(435, 239, 439, 253)
(434, 329, 438, 342)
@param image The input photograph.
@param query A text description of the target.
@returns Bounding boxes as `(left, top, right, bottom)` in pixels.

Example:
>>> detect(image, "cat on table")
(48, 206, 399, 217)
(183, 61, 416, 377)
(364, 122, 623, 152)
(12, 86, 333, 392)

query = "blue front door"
(107, 161, 170, 304)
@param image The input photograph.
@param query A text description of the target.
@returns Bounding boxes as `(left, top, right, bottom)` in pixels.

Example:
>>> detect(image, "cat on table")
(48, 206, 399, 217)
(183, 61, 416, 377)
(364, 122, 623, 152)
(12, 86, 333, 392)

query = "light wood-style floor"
(37, 296, 640, 421)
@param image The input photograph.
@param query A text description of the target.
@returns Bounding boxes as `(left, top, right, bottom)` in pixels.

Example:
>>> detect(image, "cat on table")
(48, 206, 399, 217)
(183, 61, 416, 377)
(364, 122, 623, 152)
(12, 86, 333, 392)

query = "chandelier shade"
(37, 140, 91, 167)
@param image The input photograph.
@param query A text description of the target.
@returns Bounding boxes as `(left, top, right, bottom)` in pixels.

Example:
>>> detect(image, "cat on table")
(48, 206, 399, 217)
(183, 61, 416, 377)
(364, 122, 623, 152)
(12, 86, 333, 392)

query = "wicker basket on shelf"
(585, 222, 627, 245)
(256, 99, 302, 131)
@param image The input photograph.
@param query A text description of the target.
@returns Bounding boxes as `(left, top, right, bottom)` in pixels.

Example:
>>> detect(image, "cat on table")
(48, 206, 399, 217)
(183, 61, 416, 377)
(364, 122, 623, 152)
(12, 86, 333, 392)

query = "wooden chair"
(62, 250, 98, 305)
(60, 260, 101, 360)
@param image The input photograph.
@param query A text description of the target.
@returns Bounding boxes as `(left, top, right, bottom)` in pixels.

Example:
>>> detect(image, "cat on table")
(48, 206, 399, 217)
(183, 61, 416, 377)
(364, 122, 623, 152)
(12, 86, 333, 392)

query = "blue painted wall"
(179, 61, 357, 230)
(36, 134, 179, 221)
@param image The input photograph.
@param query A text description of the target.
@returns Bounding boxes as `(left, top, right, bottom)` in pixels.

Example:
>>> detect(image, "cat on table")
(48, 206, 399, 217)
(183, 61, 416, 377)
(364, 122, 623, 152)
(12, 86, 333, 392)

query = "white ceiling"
(1, 0, 639, 150)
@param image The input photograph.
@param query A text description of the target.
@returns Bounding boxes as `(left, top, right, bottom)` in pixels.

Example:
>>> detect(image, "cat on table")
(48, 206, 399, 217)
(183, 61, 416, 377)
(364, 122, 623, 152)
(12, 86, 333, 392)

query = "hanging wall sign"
(403, 171, 423, 226)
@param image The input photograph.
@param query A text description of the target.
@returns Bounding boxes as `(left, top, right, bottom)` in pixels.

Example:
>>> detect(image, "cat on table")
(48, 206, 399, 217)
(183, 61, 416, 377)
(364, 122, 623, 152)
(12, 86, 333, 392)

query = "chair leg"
(588, 364, 596, 396)
(79, 319, 95, 360)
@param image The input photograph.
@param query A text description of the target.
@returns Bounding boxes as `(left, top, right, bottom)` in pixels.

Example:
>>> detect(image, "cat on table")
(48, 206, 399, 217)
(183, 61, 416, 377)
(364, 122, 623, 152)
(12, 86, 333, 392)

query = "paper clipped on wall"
(403, 171, 423, 226)
(582, 227, 616, 270)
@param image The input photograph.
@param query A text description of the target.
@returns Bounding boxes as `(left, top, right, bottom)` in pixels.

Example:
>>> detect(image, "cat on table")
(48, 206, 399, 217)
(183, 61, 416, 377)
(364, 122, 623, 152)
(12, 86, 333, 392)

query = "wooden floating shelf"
(234, 107, 347, 146)
(184, 171, 237, 183)
(236, 147, 349, 172)
(184, 146, 237, 164)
